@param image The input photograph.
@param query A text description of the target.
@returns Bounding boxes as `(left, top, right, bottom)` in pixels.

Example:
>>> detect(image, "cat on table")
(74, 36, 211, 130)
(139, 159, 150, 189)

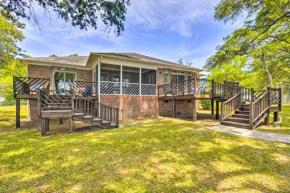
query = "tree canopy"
(0, 0, 130, 36)
(205, 0, 290, 89)
(0, 15, 24, 71)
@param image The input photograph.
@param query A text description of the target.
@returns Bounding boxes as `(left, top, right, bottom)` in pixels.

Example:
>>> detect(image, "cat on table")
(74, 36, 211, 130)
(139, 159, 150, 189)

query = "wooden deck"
(13, 76, 282, 133)
(13, 77, 119, 136)
(157, 78, 282, 129)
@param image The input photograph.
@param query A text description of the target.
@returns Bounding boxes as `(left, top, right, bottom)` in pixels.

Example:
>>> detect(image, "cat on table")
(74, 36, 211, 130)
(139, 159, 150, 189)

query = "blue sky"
(18, 0, 242, 69)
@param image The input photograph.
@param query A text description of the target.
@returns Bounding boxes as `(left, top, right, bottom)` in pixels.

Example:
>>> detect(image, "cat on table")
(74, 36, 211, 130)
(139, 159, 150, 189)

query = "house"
(14, 52, 282, 136)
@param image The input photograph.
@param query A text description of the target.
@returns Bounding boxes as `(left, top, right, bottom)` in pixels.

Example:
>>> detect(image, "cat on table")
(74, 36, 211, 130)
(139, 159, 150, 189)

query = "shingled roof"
(21, 56, 89, 66)
(92, 53, 181, 66)
(20, 52, 203, 71)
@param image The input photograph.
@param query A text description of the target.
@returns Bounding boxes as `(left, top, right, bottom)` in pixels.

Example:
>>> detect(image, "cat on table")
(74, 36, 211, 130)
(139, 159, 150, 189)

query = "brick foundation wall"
(100, 95, 158, 120)
(158, 99, 199, 117)
(27, 99, 38, 121)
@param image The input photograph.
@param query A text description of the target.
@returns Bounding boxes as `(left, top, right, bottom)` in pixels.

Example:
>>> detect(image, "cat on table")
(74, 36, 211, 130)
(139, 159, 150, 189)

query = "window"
(53, 71, 76, 93)
(171, 71, 185, 82)
(163, 69, 169, 84)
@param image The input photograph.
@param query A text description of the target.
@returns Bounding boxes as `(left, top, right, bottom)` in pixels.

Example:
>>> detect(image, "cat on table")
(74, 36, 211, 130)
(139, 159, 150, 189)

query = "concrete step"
(222, 121, 249, 129)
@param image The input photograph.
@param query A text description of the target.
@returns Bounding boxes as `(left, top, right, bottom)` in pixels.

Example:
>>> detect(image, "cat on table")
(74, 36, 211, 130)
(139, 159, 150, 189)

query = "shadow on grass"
(0, 117, 289, 192)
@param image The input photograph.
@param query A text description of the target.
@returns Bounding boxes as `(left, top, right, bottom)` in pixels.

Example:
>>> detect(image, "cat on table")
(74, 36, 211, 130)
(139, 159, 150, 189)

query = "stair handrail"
(220, 92, 242, 122)
(249, 90, 270, 129)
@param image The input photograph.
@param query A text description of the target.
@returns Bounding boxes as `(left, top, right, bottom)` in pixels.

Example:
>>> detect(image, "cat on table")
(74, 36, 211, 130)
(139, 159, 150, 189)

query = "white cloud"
(127, 0, 219, 37)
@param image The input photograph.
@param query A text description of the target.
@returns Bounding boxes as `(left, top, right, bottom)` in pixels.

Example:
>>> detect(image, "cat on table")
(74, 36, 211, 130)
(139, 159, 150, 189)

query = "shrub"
(200, 100, 211, 110)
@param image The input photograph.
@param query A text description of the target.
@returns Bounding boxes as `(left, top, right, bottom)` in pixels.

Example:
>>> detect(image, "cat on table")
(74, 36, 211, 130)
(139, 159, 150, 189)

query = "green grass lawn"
(257, 106, 290, 135)
(0, 106, 289, 192)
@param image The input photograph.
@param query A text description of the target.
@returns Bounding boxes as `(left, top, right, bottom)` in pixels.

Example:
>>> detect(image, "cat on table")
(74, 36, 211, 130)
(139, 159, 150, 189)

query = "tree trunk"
(261, 52, 273, 88)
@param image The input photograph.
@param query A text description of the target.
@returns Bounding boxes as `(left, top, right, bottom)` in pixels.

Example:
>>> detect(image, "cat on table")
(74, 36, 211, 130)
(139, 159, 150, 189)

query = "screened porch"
(94, 63, 157, 96)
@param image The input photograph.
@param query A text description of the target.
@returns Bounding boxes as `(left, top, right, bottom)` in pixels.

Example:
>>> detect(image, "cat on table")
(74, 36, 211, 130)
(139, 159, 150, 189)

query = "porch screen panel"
(100, 64, 121, 94)
(141, 69, 156, 95)
(122, 66, 140, 95)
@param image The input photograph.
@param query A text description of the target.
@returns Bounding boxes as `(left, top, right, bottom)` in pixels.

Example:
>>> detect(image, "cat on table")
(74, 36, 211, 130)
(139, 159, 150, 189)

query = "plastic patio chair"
(79, 85, 91, 96)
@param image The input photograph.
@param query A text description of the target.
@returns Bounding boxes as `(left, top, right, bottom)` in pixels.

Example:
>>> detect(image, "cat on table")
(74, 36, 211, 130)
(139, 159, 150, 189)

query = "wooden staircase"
(72, 96, 119, 129)
(37, 88, 119, 135)
(222, 104, 250, 129)
(73, 113, 118, 128)
(220, 87, 282, 129)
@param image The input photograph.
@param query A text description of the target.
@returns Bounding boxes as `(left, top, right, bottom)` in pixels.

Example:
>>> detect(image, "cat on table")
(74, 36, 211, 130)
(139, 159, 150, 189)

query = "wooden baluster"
(220, 103, 223, 122)
(110, 107, 112, 122)
(249, 102, 253, 129)
(194, 76, 197, 97)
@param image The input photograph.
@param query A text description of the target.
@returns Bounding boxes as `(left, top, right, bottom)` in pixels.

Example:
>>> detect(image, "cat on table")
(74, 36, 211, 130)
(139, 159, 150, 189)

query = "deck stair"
(37, 88, 119, 134)
(73, 112, 118, 128)
(222, 104, 250, 129)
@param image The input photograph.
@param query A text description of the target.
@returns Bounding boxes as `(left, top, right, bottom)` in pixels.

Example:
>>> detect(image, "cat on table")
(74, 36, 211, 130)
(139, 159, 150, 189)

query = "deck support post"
(45, 118, 49, 131)
(193, 98, 197, 121)
(41, 118, 46, 136)
(60, 117, 64, 124)
(273, 112, 278, 123)
(172, 99, 177, 118)
(16, 98, 20, 128)
(211, 99, 214, 115)
(265, 114, 270, 125)
(68, 117, 73, 133)
(216, 101, 219, 119)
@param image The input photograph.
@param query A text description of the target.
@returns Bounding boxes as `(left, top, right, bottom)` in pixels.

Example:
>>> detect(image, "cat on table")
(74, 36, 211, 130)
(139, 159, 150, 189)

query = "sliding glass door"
(53, 71, 76, 93)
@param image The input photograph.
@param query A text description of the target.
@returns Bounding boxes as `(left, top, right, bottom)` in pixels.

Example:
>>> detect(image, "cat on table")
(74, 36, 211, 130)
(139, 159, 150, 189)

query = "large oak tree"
(1, 0, 130, 36)
(205, 0, 290, 89)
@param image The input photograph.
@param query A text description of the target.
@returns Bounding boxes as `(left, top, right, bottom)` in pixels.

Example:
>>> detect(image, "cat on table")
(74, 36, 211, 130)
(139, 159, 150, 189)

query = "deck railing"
(73, 81, 97, 97)
(249, 90, 270, 129)
(241, 87, 253, 102)
(13, 76, 50, 97)
(37, 90, 72, 117)
(158, 78, 215, 97)
(269, 88, 282, 106)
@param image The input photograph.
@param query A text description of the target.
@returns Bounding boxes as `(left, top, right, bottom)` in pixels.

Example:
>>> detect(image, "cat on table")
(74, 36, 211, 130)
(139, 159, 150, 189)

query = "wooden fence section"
(13, 76, 49, 97)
